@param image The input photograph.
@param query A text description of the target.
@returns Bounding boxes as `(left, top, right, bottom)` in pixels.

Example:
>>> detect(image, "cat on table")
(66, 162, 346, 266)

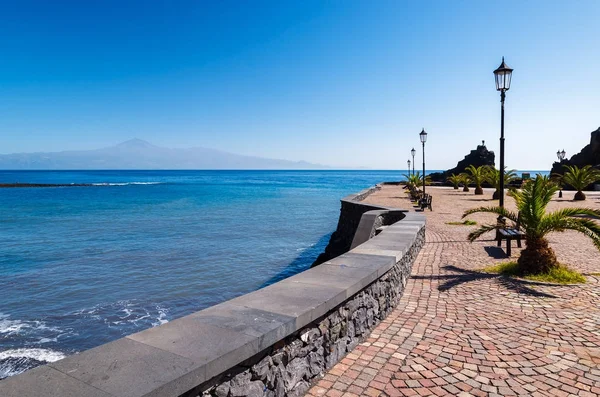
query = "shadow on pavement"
(411, 265, 557, 297)
(484, 246, 508, 259)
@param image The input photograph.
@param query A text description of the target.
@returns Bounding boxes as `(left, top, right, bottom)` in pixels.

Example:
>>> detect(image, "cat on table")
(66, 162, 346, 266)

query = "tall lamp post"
(493, 57, 513, 211)
(419, 129, 427, 194)
(407, 159, 411, 179)
(557, 149, 566, 198)
(411, 147, 416, 176)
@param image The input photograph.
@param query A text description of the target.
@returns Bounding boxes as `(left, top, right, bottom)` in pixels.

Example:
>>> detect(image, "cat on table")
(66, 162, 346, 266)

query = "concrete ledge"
(0, 186, 425, 397)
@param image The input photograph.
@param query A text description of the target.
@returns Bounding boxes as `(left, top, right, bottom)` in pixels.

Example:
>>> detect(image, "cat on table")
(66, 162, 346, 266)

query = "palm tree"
(550, 172, 565, 198)
(403, 172, 426, 189)
(463, 175, 600, 274)
(465, 165, 487, 195)
(459, 173, 470, 192)
(486, 167, 518, 200)
(447, 174, 461, 190)
(562, 165, 600, 200)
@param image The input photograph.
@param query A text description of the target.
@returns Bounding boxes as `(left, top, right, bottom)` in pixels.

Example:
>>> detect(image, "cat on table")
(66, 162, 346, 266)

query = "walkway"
(306, 186, 600, 397)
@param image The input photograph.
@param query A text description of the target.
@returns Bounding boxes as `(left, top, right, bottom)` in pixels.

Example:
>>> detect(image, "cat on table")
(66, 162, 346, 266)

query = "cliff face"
(430, 141, 495, 182)
(551, 127, 600, 174)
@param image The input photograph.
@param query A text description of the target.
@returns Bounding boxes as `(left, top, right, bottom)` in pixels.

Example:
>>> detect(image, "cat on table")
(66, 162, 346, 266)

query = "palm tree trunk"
(574, 191, 586, 200)
(475, 186, 483, 195)
(517, 238, 558, 274)
(492, 190, 499, 200)
(463, 186, 469, 192)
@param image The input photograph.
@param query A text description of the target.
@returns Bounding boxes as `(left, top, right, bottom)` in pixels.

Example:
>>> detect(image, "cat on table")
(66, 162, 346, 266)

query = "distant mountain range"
(0, 139, 331, 170)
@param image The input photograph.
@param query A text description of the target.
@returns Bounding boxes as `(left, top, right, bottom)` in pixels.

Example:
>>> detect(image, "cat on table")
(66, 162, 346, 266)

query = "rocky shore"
(0, 183, 93, 188)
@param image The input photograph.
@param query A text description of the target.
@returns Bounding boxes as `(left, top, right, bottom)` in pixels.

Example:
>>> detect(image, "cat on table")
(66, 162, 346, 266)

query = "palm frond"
(557, 218, 600, 250)
(547, 207, 600, 220)
(462, 206, 519, 223)
(465, 165, 487, 187)
(485, 167, 518, 189)
(467, 224, 497, 242)
(562, 165, 600, 191)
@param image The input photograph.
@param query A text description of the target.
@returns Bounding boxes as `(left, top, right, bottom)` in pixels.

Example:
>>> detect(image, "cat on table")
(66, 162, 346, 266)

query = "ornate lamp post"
(411, 147, 416, 176)
(407, 159, 411, 178)
(419, 129, 428, 194)
(493, 57, 513, 211)
(557, 149, 566, 198)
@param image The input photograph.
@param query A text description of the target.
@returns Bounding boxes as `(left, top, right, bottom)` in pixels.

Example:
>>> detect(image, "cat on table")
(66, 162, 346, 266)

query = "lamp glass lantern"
(493, 57, 513, 92)
(560, 149, 566, 160)
(419, 129, 427, 143)
(411, 148, 416, 157)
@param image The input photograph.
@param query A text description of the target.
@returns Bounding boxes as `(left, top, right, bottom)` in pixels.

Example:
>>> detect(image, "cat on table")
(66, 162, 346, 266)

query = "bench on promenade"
(419, 194, 432, 211)
(496, 214, 525, 257)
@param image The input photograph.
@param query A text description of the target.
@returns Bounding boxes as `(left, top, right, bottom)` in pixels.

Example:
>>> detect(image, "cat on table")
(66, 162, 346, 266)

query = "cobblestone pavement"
(306, 186, 600, 397)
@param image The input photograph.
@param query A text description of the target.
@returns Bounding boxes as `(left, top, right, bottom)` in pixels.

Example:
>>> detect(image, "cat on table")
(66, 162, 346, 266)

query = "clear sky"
(1, 1, 598, 169)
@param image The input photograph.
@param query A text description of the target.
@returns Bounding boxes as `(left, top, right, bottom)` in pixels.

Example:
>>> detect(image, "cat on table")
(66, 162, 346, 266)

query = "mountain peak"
(115, 138, 157, 149)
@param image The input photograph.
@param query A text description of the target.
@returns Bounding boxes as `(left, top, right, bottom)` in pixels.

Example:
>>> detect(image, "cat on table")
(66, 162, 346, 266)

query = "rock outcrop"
(551, 127, 600, 175)
(429, 141, 495, 182)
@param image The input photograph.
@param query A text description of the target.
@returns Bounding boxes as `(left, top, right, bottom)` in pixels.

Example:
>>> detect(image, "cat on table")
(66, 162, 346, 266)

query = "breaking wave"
(91, 182, 163, 186)
(0, 348, 66, 379)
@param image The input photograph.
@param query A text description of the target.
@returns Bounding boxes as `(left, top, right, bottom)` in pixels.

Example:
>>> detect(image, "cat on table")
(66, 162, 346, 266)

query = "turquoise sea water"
(0, 169, 550, 379)
(0, 170, 409, 379)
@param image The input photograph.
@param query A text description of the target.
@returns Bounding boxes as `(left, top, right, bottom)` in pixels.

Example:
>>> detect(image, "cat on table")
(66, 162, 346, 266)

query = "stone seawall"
(0, 185, 425, 397)
(189, 225, 425, 397)
(312, 186, 403, 267)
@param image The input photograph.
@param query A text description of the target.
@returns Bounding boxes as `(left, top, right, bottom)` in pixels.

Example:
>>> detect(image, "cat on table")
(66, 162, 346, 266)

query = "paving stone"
(311, 186, 600, 397)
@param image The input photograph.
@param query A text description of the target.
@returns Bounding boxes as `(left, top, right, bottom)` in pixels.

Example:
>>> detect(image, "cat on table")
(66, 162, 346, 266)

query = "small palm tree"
(464, 176, 600, 274)
(447, 174, 461, 190)
(403, 172, 426, 189)
(551, 172, 565, 198)
(459, 173, 470, 192)
(562, 165, 600, 200)
(465, 165, 487, 195)
(485, 167, 518, 200)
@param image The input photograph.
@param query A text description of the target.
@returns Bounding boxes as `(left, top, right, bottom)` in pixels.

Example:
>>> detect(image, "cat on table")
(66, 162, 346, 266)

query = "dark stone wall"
(184, 227, 425, 397)
(311, 187, 384, 267)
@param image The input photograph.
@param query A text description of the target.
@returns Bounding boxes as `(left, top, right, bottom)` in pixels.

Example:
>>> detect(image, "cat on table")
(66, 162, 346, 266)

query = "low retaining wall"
(0, 186, 425, 397)
(311, 186, 404, 267)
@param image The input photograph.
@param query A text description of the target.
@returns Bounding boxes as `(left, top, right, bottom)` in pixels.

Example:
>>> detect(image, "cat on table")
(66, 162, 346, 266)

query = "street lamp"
(419, 129, 427, 194)
(407, 159, 411, 178)
(493, 57, 513, 211)
(411, 147, 416, 176)
(557, 149, 566, 198)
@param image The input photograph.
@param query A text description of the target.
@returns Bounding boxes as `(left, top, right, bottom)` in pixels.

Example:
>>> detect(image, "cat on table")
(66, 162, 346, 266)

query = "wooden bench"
(496, 214, 525, 257)
(419, 194, 432, 211)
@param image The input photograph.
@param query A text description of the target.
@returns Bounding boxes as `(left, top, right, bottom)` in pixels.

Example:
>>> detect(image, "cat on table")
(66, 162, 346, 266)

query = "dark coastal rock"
(550, 127, 600, 175)
(0, 183, 93, 188)
(429, 141, 495, 182)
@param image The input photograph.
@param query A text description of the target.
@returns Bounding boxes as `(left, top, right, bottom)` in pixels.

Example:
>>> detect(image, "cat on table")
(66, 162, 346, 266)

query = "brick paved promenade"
(307, 186, 600, 397)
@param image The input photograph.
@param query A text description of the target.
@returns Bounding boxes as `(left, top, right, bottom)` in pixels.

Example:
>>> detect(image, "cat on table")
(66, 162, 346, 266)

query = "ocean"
(0, 169, 550, 379)
(0, 170, 411, 379)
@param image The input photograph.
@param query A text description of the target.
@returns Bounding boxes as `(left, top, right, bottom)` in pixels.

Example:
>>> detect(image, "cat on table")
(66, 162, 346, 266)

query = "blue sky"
(0, 1, 598, 169)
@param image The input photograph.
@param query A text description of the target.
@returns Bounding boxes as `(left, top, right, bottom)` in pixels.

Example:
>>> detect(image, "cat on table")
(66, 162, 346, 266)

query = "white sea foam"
(0, 348, 66, 379)
(0, 315, 26, 336)
(0, 313, 62, 337)
(153, 306, 169, 327)
(91, 182, 162, 186)
(0, 348, 65, 363)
